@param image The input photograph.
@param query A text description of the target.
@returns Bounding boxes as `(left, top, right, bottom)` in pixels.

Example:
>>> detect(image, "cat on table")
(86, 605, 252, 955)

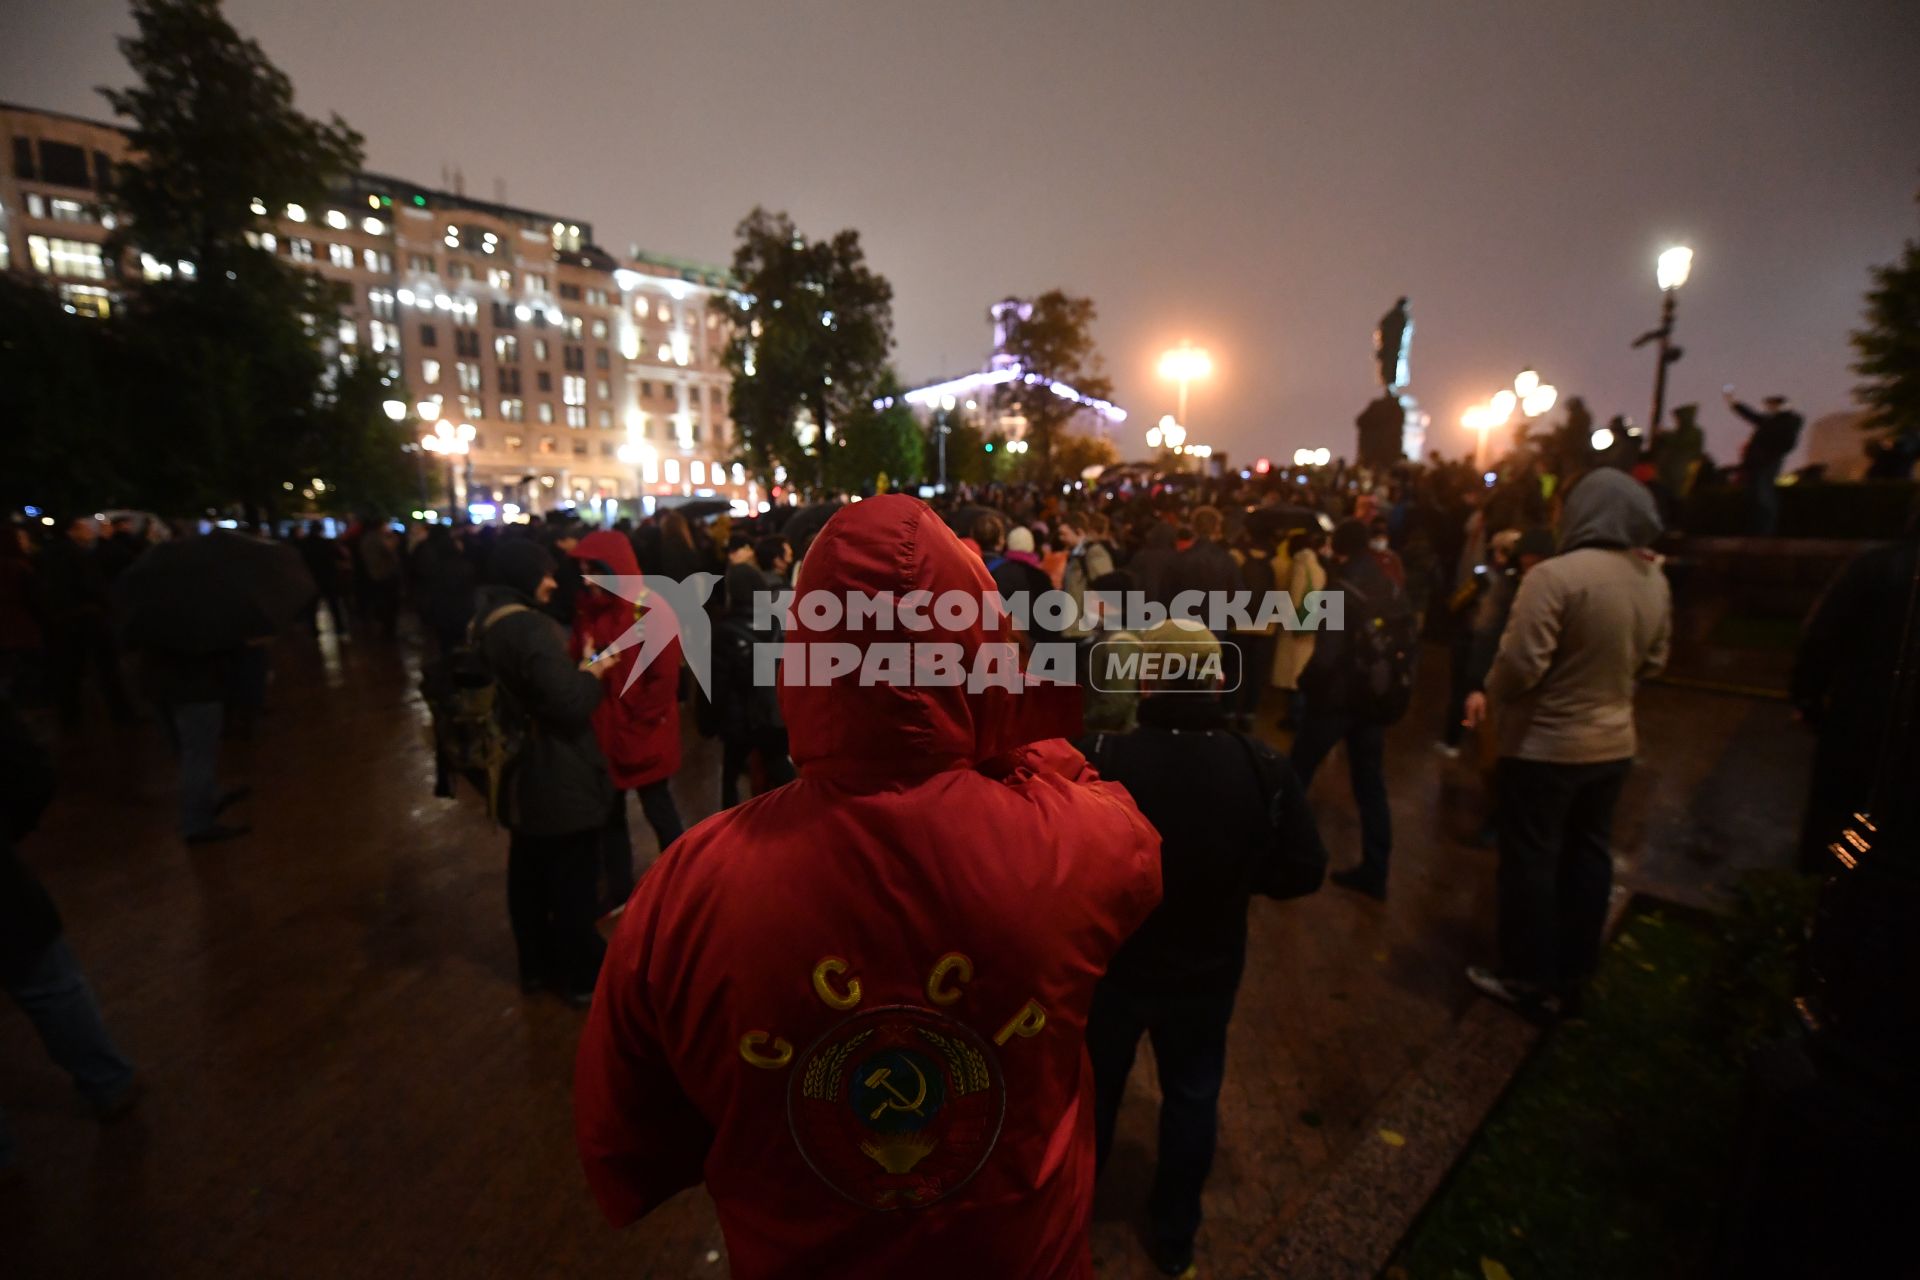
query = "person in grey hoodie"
(1465, 469, 1671, 1017)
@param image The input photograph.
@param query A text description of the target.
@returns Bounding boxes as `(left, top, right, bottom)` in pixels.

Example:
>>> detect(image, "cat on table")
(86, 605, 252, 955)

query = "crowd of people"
(3, 418, 1915, 1273)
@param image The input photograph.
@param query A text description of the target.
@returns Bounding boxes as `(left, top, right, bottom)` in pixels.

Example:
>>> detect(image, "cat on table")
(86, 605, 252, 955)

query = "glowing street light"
(1591, 426, 1617, 451)
(1157, 341, 1212, 433)
(1634, 243, 1694, 439)
(1462, 369, 1559, 471)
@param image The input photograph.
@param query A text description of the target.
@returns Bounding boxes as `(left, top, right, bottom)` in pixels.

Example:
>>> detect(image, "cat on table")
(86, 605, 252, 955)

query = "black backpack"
(419, 603, 530, 820)
(1342, 575, 1418, 725)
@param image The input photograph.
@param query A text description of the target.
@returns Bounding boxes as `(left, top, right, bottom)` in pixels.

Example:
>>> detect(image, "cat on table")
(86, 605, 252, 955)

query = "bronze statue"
(1375, 297, 1413, 391)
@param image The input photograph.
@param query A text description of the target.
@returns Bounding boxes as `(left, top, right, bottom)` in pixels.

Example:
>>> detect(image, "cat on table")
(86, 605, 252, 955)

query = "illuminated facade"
(0, 101, 746, 515)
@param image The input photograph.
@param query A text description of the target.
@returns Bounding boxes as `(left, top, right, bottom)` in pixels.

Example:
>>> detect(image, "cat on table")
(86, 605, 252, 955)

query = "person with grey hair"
(1468, 470, 1672, 1019)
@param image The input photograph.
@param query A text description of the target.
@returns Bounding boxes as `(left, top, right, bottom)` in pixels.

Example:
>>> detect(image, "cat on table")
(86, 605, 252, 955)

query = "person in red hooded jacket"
(575, 494, 1163, 1278)
(567, 530, 685, 913)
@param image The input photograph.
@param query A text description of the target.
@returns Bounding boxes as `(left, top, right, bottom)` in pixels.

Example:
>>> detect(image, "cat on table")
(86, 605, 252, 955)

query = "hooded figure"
(1471, 470, 1672, 1016)
(476, 538, 613, 1001)
(568, 530, 684, 909)
(575, 495, 1162, 1278)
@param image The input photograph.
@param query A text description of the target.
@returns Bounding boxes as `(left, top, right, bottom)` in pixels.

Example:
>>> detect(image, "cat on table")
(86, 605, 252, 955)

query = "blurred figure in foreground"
(576, 495, 1160, 1277)
(1, 695, 139, 1170)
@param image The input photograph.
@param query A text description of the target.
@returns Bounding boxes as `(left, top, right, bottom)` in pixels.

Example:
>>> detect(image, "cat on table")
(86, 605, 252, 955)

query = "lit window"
(457, 362, 481, 392)
(731, 463, 746, 486)
(597, 379, 611, 400)
(690, 461, 706, 485)
(364, 249, 390, 274)
(657, 302, 670, 322)
(489, 268, 513, 291)
(26, 194, 47, 218)
(286, 203, 307, 222)
(533, 339, 549, 362)
(537, 402, 554, 424)
(329, 243, 356, 269)
(501, 398, 525, 421)
(495, 335, 518, 362)
(421, 359, 440, 385)
(50, 198, 92, 224)
(363, 216, 384, 236)
(566, 405, 587, 428)
(664, 458, 680, 484)
(671, 332, 690, 365)
(338, 318, 358, 345)
(59, 283, 112, 318)
(290, 238, 314, 263)
(563, 375, 586, 406)
(591, 318, 608, 340)
(325, 209, 348, 230)
(371, 321, 396, 353)
(526, 274, 548, 294)
(29, 236, 106, 280)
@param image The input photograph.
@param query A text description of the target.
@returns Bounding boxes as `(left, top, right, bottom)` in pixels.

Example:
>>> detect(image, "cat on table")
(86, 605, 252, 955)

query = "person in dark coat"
(475, 539, 617, 1005)
(296, 523, 350, 640)
(1790, 505, 1920, 871)
(1126, 522, 1181, 609)
(39, 516, 134, 726)
(412, 525, 478, 656)
(1079, 620, 1326, 1275)
(1726, 390, 1803, 536)
(1, 695, 138, 1168)
(712, 562, 797, 808)
(1290, 518, 1406, 900)
(1169, 506, 1249, 724)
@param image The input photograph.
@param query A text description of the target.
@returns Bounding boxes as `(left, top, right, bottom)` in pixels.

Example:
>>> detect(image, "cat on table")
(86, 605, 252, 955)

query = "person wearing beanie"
(1467, 469, 1671, 1019)
(476, 538, 620, 1006)
(983, 523, 1056, 640)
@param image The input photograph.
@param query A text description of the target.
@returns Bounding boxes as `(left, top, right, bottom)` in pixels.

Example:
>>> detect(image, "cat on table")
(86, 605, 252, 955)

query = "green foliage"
(1395, 876, 1817, 1279)
(825, 370, 923, 494)
(1852, 193, 1920, 440)
(714, 208, 894, 496)
(991, 291, 1113, 472)
(1052, 430, 1120, 481)
(936, 409, 992, 487)
(0, 278, 135, 515)
(100, 0, 364, 271)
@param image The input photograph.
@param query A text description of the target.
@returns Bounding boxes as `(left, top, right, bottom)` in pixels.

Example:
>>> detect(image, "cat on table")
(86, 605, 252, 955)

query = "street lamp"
(1462, 369, 1558, 471)
(1157, 342, 1212, 434)
(1634, 244, 1693, 441)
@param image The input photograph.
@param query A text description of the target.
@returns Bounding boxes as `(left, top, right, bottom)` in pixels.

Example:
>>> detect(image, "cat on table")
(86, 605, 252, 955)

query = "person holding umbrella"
(116, 529, 316, 844)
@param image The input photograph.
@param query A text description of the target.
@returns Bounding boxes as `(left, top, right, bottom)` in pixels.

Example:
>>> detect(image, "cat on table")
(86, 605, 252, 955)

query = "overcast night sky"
(7, 0, 1918, 466)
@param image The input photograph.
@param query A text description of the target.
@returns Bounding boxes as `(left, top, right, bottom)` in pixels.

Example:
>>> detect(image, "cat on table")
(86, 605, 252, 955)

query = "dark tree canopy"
(1852, 193, 1920, 441)
(990, 290, 1115, 473)
(715, 208, 894, 496)
(826, 370, 924, 494)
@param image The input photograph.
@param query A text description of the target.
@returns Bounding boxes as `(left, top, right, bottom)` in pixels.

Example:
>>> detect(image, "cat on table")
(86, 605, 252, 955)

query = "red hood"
(779, 495, 1078, 784)
(569, 529, 641, 577)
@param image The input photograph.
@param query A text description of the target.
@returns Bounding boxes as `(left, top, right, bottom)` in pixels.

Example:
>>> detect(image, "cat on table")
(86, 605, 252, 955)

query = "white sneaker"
(1434, 741, 1461, 759)
(1466, 965, 1561, 1019)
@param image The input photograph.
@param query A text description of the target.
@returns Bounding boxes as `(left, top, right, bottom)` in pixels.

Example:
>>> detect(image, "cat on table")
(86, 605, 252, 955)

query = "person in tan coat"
(1466, 470, 1671, 1018)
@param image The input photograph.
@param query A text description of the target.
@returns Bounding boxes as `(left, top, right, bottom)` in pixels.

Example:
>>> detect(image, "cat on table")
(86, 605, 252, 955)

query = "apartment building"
(1, 101, 750, 515)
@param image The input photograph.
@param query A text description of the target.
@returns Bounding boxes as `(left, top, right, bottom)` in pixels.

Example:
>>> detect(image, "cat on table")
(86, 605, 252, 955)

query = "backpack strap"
(468, 602, 531, 646)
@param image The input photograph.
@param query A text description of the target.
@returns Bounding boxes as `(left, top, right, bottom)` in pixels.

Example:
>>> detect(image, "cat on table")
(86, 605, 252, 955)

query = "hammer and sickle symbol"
(864, 1060, 929, 1120)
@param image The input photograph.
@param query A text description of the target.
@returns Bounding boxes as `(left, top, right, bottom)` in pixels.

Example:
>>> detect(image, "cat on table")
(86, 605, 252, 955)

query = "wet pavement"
(0, 622, 1807, 1278)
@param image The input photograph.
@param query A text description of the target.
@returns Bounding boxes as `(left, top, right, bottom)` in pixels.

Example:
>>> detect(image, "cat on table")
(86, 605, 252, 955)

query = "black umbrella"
(655, 496, 731, 520)
(1245, 503, 1335, 542)
(116, 530, 317, 655)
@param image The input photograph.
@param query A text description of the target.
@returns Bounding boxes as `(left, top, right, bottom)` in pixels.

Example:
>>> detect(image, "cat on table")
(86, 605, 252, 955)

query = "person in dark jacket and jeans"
(476, 539, 618, 1006)
(1290, 518, 1406, 900)
(1080, 619, 1326, 1276)
(713, 563, 795, 808)
(1, 696, 138, 1169)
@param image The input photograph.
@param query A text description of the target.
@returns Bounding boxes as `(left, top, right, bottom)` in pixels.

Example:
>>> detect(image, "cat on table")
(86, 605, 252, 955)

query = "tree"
(990, 291, 1114, 473)
(715, 208, 894, 496)
(827, 370, 924, 494)
(1852, 194, 1920, 442)
(1051, 430, 1120, 481)
(94, 0, 398, 516)
(0, 278, 137, 515)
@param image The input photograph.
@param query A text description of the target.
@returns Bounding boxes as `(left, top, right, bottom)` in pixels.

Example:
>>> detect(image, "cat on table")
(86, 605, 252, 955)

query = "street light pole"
(1638, 245, 1693, 444)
